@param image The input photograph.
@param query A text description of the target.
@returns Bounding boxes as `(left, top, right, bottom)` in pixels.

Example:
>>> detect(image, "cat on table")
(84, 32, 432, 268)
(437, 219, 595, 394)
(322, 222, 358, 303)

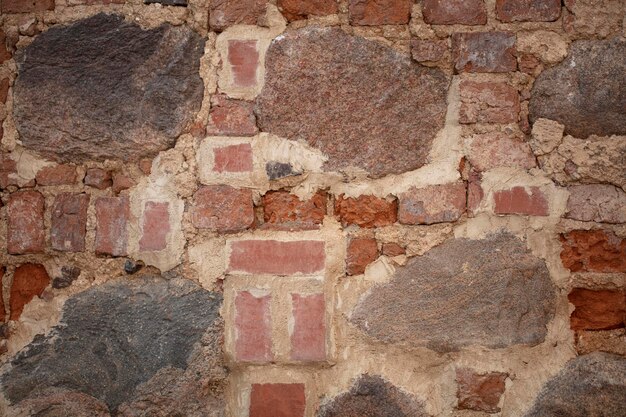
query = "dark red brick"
(456, 369, 508, 413)
(262, 190, 326, 231)
(235, 290, 272, 362)
(452, 32, 517, 73)
(0, 152, 17, 189)
(496, 0, 561, 22)
(423, 0, 487, 25)
(229, 240, 325, 275)
(208, 0, 267, 32)
(7, 191, 45, 255)
(348, 0, 411, 25)
(192, 185, 254, 232)
(460, 81, 520, 124)
(10, 263, 50, 321)
(51, 193, 90, 252)
(95, 196, 129, 257)
(213, 144, 254, 173)
(568, 288, 625, 331)
(291, 293, 326, 361)
(335, 195, 397, 228)
(205, 94, 258, 136)
(138, 201, 170, 251)
(84, 168, 112, 190)
(346, 237, 378, 276)
(249, 383, 305, 417)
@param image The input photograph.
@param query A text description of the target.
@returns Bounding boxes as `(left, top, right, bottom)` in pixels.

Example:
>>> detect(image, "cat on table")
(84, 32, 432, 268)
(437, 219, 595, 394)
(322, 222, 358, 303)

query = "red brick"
(84, 168, 112, 190)
(7, 191, 45, 255)
(0, 267, 5, 322)
(422, 0, 487, 25)
(466, 132, 536, 171)
(10, 263, 50, 321)
(95, 196, 129, 257)
(249, 383, 305, 417)
(494, 186, 548, 216)
(213, 143, 253, 173)
(139, 201, 170, 251)
(452, 32, 517, 73)
(206, 94, 258, 136)
(229, 240, 325, 275)
(467, 170, 484, 216)
(346, 237, 378, 276)
(0, 30, 10, 64)
(382, 242, 405, 257)
(460, 81, 520, 124)
(35, 164, 77, 186)
(278, 0, 338, 21)
(208, 0, 267, 32)
(0, 77, 9, 103)
(496, 0, 561, 22)
(398, 182, 466, 225)
(348, 0, 411, 25)
(262, 190, 326, 231)
(235, 291, 272, 362)
(0, 152, 17, 189)
(1, 0, 54, 13)
(51, 193, 90, 252)
(334, 194, 397, 228)
(228, 40, 259, 88)
(456, 369, 508, 413)
(291, 293, 326, 361)
(410, 39, 448, 63)
(560, 230, 626, 273)
(111, 172, 134, 194)
(568, 288, 625, 331)
(192, 185, 254, 232)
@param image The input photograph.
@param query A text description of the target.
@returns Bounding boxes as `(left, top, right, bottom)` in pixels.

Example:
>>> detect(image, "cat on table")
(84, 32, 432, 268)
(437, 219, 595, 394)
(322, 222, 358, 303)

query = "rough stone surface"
(318, 375, 429, 417)
(565, 184, 626, 224)
(256, 27, 449, 178)
(452, 32, 517, 73)
(262, 190, 326, 230)
(560, 230, 626, 273)
(346, 237, 378, 276)
(459, 81, 520, 124)
(213, 143, 253, 173)
(205, 95, 258, 137)
(35, 164, 77, 186)
(50, 193, 90, 252)
(495, 0, 561, 22)
(348, 0, 412, 25)
(192, 185, 254, 232)
(208, 0, 267, 32)
(335, 194, 398, 228)
(7, 191, 45, 255)
(530, 38, 626, 138)
(291, 293, 326, 361)
(13, 14, 205, 163)
(530, 118, 564, 155)
(422, 0, 487, 25)
(266, 161, 300, 180)
(410, 39, 447, 63)
(456, 369, 508, 413)
(525, 353, 626, 417)
(351, 233, 555, 352)
(95, 196, 129, 257)
(568, 288, 625, 331)
(398, 182, 466, 225)
(278, 0, 338, 21)
(84, 168, 112, 190)
(10, 263, 50, 321)
(466, 132, 536, 171)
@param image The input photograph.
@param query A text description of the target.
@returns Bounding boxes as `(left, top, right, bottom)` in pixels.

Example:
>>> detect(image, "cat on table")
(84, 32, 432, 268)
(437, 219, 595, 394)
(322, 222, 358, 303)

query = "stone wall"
(0, 0, 625, 416)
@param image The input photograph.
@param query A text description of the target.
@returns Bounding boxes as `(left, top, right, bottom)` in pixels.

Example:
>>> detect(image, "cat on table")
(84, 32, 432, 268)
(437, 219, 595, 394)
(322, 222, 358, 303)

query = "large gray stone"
(256, 26, 449, 178)
(13, 13, 204, 163)
(529, 38, 626, 138)
(351, 233, 556, 352)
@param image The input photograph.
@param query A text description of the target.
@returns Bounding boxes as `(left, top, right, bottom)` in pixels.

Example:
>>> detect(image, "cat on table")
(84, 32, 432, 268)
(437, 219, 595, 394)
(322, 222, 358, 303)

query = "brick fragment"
(213, 143, 253, 173)
(235, 291, 272, 362)
(139, 201, 170, 251)
(229, 240, 325, 275)
(460, 81, 520, 124)
(346, 237, 378, 275)
(208, 0, 267, 32)
(452, 32, 517, 73)
(565, 184, 626, 224)
(334, 195, 397, 228)
(51, 193, 90, 252)
(7, 191, 45, 254)
(35, 164, 77, 186)
(262, 190, 326, 230)
(381, 242, 405, 257)
(10, 263, 50, 321)
(278, 0, 338, 21)
(111, 172, 134, 194)
(494, 186, 548, 216)
(228, 40, 259, 88)
(192, 185, 254, 232)
(560, 230, 626, 273)
(456, 369, 508, 413)
(95, 196, 129, 257)
(348, 0, 411, 25)
(410, 39, 447, 62)
(1, 0, 55, 13)
(422, 0, 487, 25)
(291, 293, 326, 361)
(84, 168, 112, 190)
(568, 288, 625, 331)
(466, 132, 536, 171)
(249, 383, 305, 417)
(398, 182, 466, 225)
(206, 94, 258, 136)
(496, 0, 561, 22)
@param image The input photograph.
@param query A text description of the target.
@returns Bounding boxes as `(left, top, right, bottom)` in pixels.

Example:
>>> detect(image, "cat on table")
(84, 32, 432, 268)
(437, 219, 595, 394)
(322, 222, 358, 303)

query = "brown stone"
(346, 238, 378, 275)
(494, 186, 549, 216)
(205, 94, 258, 136)
(398, 182, 466, 225)
(496, 0, 561, 22)
(466, 132, 536, 171)
(456, 369, 507, 413)
(139, 202, 170, 252)
(262, 190, 326, 230)
(565, 184, 626, 224)
(568, 288, 625, 331)
(459, 81, 520, 124)
(382, 242, 405, 257)
(410, 39, 447, 63)
(256, 27, 449, 178)
(35, 164, 77, 186)
(452, 32, 517, 73)
(51, 193, 90, 252)
(348, 0, 411, 25)
(84, 168, 112, 190)
(335, 194, 398, 228)
(1, 0, 55, 13)
(192, 185, 254, 232)
(95, 196, 129, 257)
(278, 0, 338, 21)
(208, 0, 267, 32)
(422, 0, 487, 25)
(10, 263, 50, 320)
(560, 230, 626, 273)
(7, 191, 45, 255)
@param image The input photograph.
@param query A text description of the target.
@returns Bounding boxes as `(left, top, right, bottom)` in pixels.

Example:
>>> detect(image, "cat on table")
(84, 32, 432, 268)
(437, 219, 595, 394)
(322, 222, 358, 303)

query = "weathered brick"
(249, 383, 305, 417)
(518, 52, 542, 75)
(422, 0, 487, 25)
(1, 0, 55, 13)
(229, 240, 325, 275)
(0, 30, 10, 64)
(262, 190, 326, 230)
(139, 201, 170, 252)
(335, 195, 397, 228)
(95, 196, 129, 257)
(467, 170, 484, 216)
(466, 132, 536, 171)
(452, 32, 517, 73)
(381, 242, 405, 257)
(0, 153, 17, 189)
(228, 40, 259, 88)
(560, 230, 626, 273)
(494, 186, 549, 216)
(235, 291, 272, 362)
(460, 81, 520, 124)
(346, 237, 378, 276)
(10, 263, 50, 321)
(51, 193, 90, 252)
(0, 267, 5, 322)
(205, 94, 258, 136)
(35, 164, 77, 186)
(213, 143, 253, 173)
(496, 0, 561, 22)
(398, 182, 466, 225)
(565, 184, 626, 224)
(456, 369, 508, 413)
(111, 172, 134, 195)
(192, 185, 254, 232)
(278, 0, 338, 21)
(7, 191, 45, 255)
(348, 0, 411, 25)
(410, 39, 447, 63)
(84, 168, 112, 190)
(568, 288, 625, 331)
(291, 293, 326, 361)
(208, 0, 267, 32)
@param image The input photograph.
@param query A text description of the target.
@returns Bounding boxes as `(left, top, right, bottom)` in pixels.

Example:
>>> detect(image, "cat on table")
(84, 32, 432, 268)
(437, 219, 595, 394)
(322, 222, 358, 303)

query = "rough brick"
(0, 153, 17, 189)
(496, 0, 561, 22)
(381, 242, 405, 257)
(560, 230, 626, 273)
(456, 369, 508, 413)
(228, 40, 259, 89)
(0, 30, 10, 64)
(494, 186, 549, 216)
(249, 383, 305, 417)
(335, 195, 397, 228)
(398, 182, 466, 225)
(466, 132, 536, 171)
(0, 267, 4, 322)
(35, 164, 77, 186)
(95, 196, 129, 257)
(518, 52, 542, 75)
(206, 95, 258, 136)
(1, 0, 55, 13)
(410, 39, 447, 62)
(139, 201, 170, 252)
(84, 168, 112, 190)
(348, 0, 411, 25)
(208, 0, 267, 32)
(111, 172, 134, 195)
(229, 240, 325, 275)
(459, 81, 520, 124)
(51, 193, 90, 252)
(529, 118, 564, 156)
(235, 291, 272, 362)
(10, 263, 50, 321)
(7, 191, 45, 255)
(192, 185, 254, 232)
(262, 190, 326, 230)
(213, 144, 253, 173)
(565, 184, 626, 224)
(467, 170, 484, 216)
(346, 238, 378, 276)
(278, 0, 338, 21)
(568, 288, 625, 331)
(452, 32, 517, 73)
(291, 293, 326, 361)
(422, 0, 487, 25)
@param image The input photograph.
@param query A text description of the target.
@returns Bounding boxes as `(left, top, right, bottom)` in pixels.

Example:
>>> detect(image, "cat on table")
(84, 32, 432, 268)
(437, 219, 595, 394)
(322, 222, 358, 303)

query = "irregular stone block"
(206, 94, 258, 137)
(35, 164, 77, 186)
(560, 230, 626, 273)
(459, 81, 520, 124)
(84, 168, 112, 190)
(7, 191, 45, 255)
(50, 193, 90, 252)
(192, 185, 254, 232)
(410, 39, 447, 63)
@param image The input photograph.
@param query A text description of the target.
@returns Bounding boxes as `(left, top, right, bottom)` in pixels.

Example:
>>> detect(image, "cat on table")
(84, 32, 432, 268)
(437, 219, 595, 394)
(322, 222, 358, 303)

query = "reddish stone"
(568, 288, 625, 331)
(10, 263, 50, 321)
(398, 182, 466, 225)
(250, 383, 305, 417)
(0, 267, 5, 322)
(139, 201, 170, 251)
(192, 185, 254, 232)
(229, 240, 325, 275)
(228, 40, 259, 88)
(410, 39, 448, 63)
(1, 0, 55, 13)
(0, 30, 10, 64)
(518, 53, 542, 75)
(278, 0, 338, 21)
(35, 164, 77, 186)
(560, 230, 626, 273)
(494, 186, 548, 216)
(460, 81, 520, 124)
(382, 242, 405, 257)
(456, 369, 508, 413)
(0, 77, 9, 103)
(467, 170, 484, 216)
(334, 195, 397, 228)
(95, 196, 129, 257)
(7, 191, 45, 255)
(291, 293, 326, 361)
(0, 153, 17, 189)
(466, 132, 536, 171)
(348, 0, 411, 25)
(205, 94, 258, 136)
(422, 0, 487, 25)
(235, 291, 272, 362)
(51, 193, 90, 252)
(208, 0, 267, 32)
(565, 184, 626, 224)
(452, 32, 517, 73)
(84, 168, 112, 190)
(496, 0, 561, 22)
(346, 238, 378, 276)
(262, 190, 326, 230)
(111, 172, 134, 194)
(213, 143, 253, 173)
